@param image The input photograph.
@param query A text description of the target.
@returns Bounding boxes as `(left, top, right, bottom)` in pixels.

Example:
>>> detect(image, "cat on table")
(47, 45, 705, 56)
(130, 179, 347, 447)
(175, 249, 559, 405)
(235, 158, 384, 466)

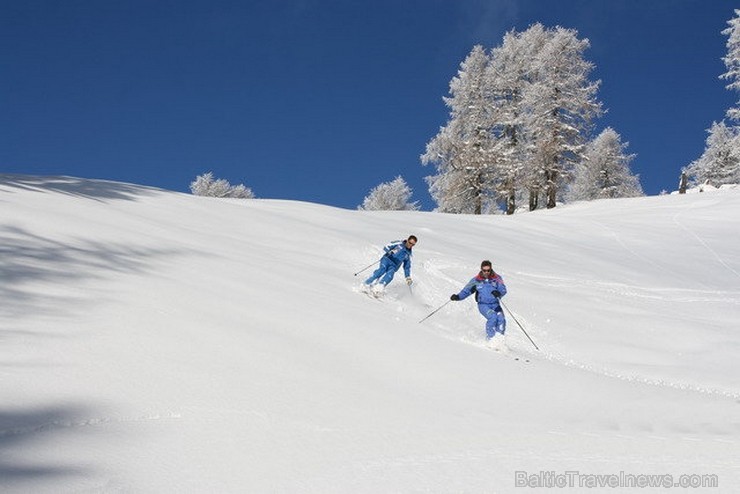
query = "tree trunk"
(473, 173, 483, 214)
(545, 170, 558, 209)
(679, 171, 688, 194)
(506, 191, 516, 215)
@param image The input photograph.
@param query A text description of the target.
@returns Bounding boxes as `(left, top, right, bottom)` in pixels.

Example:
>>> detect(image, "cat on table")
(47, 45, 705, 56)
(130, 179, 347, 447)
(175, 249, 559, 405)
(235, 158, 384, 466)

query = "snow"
(2, 174, 739, 493)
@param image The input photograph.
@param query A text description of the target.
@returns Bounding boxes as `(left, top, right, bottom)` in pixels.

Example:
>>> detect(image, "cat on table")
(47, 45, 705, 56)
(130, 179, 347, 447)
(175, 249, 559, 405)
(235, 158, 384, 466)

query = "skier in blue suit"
(364, 235, 417, 291)
(450, 260, 507, 342)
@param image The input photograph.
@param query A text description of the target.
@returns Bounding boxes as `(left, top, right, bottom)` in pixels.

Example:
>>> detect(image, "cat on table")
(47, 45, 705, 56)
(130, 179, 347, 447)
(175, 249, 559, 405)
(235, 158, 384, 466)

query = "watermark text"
(515, 470, 719, 489)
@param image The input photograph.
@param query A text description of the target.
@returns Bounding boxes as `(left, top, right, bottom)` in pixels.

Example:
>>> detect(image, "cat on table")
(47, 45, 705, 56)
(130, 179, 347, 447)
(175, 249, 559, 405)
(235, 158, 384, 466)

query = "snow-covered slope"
(2, 175, 738, 493)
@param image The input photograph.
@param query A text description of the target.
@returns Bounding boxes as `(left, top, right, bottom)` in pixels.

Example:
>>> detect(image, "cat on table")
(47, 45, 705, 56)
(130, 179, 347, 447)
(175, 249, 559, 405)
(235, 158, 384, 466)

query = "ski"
(358, 284, 384, 301)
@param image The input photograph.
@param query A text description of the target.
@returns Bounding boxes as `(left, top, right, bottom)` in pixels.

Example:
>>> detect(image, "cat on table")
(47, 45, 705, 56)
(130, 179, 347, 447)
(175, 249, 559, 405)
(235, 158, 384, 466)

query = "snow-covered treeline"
(683, 9, 740, 189)
(421, 23, 643, 214)
(190, 172, 255, 199)
(357, 176, 419, 211)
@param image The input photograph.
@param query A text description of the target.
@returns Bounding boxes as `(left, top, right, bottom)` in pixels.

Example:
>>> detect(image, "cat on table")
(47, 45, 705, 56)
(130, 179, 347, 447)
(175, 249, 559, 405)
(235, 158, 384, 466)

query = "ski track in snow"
(588, 219, 668, 274)
(672, 201, 740, 281)
(538, 351, 740, 400)
(344, 236, 740, 401)
(368, 275, 740, 400)
(346, 247, 740, 400)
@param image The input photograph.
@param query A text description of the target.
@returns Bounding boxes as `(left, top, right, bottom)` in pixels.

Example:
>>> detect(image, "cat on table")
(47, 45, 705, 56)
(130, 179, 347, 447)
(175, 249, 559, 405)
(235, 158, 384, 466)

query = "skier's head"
(480, 260, 493, 277)
(406, 235, 418, 248)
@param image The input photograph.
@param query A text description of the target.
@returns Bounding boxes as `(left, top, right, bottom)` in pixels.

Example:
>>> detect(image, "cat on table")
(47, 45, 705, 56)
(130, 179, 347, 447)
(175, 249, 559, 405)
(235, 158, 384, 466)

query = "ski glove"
(492, 290, 501, 298)
(406, 277, 413, 286)
(450, 294, 460, 301)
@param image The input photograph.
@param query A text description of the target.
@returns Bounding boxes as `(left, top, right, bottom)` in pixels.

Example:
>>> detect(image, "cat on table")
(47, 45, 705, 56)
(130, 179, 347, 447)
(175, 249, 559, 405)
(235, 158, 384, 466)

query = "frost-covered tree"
(422, 25, 602, 214)
(190, 172, 255, 198)
(422, 45, 498, 214)
(567, 127, 643, 201)
(684, 121, 740, 187)
(685, 11, 740, 189)
(521, 25, 603, 210)
(721, 9, 740, 121)
(358, 176, 419, 211)
(486, 28, 547, 214)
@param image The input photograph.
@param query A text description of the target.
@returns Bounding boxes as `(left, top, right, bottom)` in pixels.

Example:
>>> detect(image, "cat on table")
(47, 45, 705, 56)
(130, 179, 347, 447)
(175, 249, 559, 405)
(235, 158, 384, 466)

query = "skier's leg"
(495, 311, 507, 336)
(364, 267, 384, 285)
(478, 305, 498, 339)
(379, 267, 397, 286)
(364, 258, 390, 285)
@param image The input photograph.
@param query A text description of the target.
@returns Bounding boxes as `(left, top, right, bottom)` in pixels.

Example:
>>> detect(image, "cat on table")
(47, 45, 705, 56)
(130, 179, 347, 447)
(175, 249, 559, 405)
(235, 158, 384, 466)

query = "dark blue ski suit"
(364, 240, 413, 287)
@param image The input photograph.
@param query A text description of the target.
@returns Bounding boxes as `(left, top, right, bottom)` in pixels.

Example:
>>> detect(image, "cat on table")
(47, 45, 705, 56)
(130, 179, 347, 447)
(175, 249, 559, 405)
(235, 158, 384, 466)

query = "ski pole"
(499, 299, 539, 351)
(354, 251, 393, 276)
(353, 260, 379, 277)
(418, 300, 451, 324)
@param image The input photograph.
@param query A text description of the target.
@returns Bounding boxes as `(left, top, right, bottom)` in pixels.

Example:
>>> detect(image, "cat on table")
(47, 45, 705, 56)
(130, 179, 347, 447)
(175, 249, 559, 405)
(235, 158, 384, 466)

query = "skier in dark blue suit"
(364, 235, 417, 291)
(450, 260, 507, 343)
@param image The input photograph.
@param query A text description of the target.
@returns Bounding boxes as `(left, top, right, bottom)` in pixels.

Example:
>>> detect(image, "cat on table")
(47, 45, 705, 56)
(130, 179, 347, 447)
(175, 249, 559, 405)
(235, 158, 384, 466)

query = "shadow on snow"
(0, 225, 190, 320)
(0, 404, 94, 488)
(0, 174, 160, 202)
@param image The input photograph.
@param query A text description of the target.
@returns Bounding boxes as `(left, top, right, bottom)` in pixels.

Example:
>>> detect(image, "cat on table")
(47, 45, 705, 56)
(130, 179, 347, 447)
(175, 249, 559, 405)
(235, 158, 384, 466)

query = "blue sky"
(2, 0, 737, 210)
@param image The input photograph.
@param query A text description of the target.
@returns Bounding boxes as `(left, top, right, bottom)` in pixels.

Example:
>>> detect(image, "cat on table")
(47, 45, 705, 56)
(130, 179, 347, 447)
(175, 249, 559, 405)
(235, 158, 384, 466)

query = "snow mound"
(2, 175, 738, 492)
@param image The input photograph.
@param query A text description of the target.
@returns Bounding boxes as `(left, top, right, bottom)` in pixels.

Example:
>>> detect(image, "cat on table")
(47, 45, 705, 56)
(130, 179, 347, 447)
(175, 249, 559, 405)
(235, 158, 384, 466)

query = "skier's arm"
(494, 277, 507, 298)
(384, 240, 402, 253)
(403, 257, 411, 278)
(456, 279, 477, 300)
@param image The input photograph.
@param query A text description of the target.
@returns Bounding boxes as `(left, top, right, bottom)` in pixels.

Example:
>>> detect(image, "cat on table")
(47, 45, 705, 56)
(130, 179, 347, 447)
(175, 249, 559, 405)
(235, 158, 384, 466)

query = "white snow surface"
(2, 175, 739, 493)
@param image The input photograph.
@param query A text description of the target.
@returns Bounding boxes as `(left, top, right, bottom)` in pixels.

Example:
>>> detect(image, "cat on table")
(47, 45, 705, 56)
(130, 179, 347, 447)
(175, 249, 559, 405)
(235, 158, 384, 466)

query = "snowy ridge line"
(540, 352, 740, 399)
(0, 412, 183, 438)
(515, 271, 740, 303)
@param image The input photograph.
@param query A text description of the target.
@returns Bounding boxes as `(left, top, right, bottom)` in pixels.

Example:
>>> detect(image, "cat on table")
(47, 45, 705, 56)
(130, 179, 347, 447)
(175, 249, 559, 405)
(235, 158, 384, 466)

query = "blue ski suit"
(365, 240, 413, 286)
(456, 272, 507, 339)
